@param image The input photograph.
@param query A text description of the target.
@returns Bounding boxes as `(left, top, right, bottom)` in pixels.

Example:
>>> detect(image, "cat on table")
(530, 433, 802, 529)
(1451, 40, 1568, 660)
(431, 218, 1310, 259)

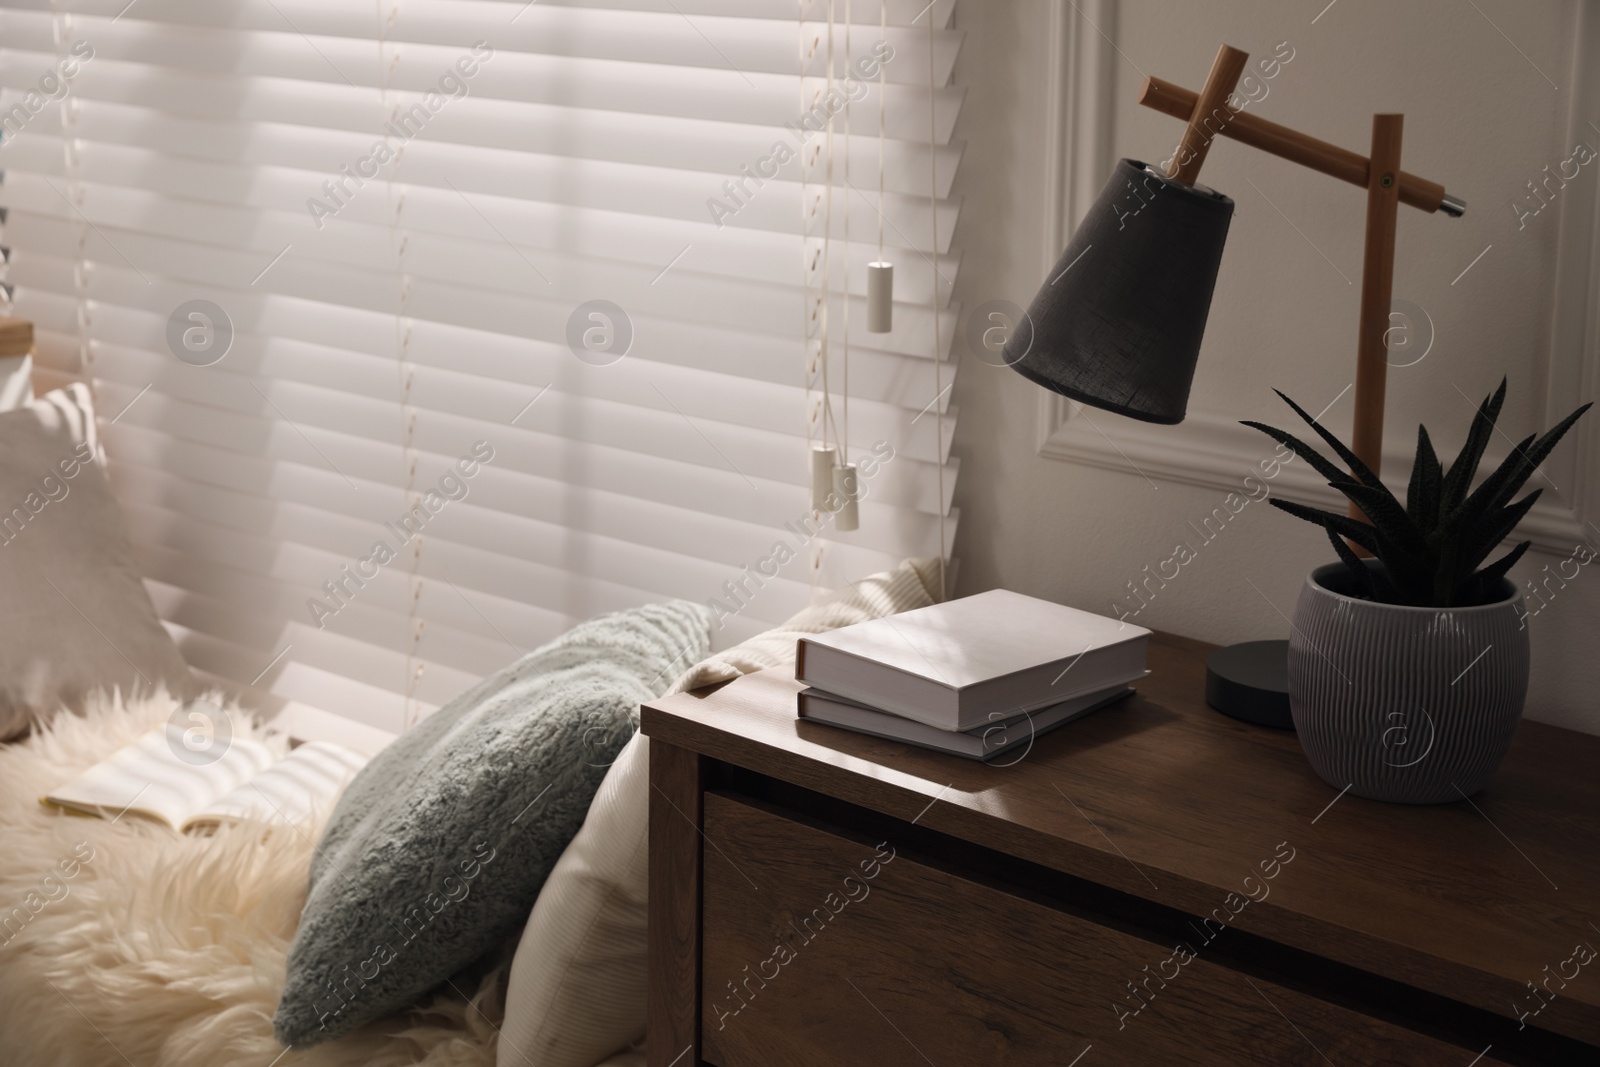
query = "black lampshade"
(1006, 158, 1235, 424)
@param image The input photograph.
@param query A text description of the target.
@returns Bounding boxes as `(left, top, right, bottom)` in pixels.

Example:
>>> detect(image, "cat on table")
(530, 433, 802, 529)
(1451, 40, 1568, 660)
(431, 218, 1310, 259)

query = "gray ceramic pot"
(1287, 561, 1529, 804)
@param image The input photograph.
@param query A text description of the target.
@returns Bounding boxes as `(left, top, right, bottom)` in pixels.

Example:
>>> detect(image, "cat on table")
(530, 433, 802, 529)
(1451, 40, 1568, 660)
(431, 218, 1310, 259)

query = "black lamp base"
(1205, 639, 1294, 729)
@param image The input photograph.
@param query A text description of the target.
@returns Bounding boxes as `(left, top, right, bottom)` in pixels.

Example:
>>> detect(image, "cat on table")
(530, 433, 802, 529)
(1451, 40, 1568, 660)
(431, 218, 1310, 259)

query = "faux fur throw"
(0, 689, 504, 1067)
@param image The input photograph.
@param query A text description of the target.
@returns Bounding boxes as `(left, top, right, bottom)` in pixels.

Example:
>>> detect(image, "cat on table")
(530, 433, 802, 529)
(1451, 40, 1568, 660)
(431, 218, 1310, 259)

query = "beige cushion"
(0, 384, 196, 739)
(498, 559, 942, 1067)
(0, 354, 32, 412)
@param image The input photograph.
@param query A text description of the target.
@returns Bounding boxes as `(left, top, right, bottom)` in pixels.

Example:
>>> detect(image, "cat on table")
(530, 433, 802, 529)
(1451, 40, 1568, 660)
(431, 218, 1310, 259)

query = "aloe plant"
(1242, 380, 1591, 607)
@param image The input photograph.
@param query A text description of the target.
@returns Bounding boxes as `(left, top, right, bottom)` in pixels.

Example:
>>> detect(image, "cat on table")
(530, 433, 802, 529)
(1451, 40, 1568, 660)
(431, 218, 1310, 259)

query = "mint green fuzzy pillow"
(274, 600, 710, 1047)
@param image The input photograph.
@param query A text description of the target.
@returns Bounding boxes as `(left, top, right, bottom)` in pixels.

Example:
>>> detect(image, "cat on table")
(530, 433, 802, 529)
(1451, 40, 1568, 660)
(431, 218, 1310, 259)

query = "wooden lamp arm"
(1164, 45, 1252, 186)
(1141, 76, 1464, 215)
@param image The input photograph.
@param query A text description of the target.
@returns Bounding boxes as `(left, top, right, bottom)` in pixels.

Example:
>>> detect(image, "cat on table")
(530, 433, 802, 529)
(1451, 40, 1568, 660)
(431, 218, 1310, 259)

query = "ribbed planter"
(1287, 561, 1529, 804)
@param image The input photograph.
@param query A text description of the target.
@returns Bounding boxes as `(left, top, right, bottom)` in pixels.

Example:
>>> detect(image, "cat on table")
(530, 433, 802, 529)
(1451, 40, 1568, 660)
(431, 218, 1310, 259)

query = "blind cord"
(841, 0, 851, 463)
(878, 0, 887, 260)
(929, 2, 948, 600)
(800, 3, 823, 590)
(50, 2, 95, 415)
(819, 0, 836, 451)
(377, 1, 426, 730)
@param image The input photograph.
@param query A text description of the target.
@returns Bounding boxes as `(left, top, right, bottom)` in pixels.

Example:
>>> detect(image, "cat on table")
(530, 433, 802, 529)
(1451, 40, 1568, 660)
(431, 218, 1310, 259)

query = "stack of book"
(796, 589, 1151, 761)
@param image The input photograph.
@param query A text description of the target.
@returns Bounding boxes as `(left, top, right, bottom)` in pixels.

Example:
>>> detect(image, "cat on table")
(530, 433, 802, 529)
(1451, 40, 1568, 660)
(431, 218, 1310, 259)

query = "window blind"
(0, 0, 964, 745)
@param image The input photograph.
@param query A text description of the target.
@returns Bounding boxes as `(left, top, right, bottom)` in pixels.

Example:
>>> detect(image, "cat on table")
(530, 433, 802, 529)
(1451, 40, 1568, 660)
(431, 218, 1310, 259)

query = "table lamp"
(1004, 43, 1465, 728)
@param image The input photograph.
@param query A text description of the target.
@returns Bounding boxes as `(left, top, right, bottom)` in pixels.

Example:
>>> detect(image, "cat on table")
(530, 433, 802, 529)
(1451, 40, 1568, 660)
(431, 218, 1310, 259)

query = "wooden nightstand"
(643, 632, 1600, 1066)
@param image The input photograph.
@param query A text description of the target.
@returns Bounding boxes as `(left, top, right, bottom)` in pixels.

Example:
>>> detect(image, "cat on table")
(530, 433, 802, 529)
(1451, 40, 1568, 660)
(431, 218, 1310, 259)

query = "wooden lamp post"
(1142, 43, 1466, 523)
(1003, 43, 1464, 726)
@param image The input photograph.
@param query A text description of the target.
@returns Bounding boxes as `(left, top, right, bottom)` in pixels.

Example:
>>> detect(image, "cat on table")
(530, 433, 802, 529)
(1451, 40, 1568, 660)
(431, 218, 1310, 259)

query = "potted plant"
(1243, 381, 1590, 803)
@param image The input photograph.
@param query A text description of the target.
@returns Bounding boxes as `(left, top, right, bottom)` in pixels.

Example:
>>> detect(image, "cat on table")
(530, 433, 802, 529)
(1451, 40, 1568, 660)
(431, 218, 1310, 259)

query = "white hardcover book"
(796, 589, 1150, 732)
(798, 684, 1136, 760)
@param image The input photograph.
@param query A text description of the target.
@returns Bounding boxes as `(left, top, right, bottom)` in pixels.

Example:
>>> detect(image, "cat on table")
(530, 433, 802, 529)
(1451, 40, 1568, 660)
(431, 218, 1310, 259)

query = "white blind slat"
(0, 86, 962, 197)
(85, 370, 961, 559)
(2, 36, 963, 143)
(18, 3, 962, 83)
(0, 167, 963, 305)
(3, 216, 961, 360)
(1, 123, 962, 248)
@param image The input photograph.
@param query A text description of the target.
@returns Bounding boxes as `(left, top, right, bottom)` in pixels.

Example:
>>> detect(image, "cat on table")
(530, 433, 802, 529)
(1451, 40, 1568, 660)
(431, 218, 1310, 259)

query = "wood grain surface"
(0, 316, 33, 357)
(700, 792, 1515, 1066)
(648, 740, 705, 1067)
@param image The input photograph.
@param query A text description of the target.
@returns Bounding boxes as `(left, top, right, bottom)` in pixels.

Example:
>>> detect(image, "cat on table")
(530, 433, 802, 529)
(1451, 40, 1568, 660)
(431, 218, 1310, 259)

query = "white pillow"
(0, 354, 32, 411)
(0, 383, 197, 738)
(498, 559, 942, 1067)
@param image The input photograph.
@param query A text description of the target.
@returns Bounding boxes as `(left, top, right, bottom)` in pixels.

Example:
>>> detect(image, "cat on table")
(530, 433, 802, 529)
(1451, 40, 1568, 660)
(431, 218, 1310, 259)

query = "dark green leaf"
(1239, 420, 1350, 486)
(1441, 378, 1506, 512)
(1447, 402, 1590, 545)
(1435, 528, 1473, 606)
(1510, 401, 1593, 491)
(1461, 489, 1541, 575)
(1322, 531, 1405, 603)
(1267, 498, 1379, 551)
(1325, 528, 1375, 599)
(1369, 562, 1403, 604)
(1334, 503, 1433, 605)
(1475, 540, 1530, 588)
(1335, 481, 1428, 557)
(1530, 400, 1593, 451)
(1406, 425, 1442, 532)
(1439, 433, 1536, 543)
(1273, 389, 1390, 493)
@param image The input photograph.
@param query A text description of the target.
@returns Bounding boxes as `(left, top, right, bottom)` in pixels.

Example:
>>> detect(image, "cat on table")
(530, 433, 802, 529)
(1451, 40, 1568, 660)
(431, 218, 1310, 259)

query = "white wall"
(948, 0, 1600, 733)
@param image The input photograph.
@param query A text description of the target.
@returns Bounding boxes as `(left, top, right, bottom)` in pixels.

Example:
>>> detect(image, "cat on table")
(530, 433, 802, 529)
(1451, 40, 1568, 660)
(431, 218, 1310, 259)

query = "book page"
(183, 742, 367, 832)
(42, 725, 276, 830)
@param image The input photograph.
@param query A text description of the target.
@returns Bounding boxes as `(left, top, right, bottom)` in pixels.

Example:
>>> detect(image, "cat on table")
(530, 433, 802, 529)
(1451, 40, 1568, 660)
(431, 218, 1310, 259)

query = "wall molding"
(1037, 0, 1599, 554)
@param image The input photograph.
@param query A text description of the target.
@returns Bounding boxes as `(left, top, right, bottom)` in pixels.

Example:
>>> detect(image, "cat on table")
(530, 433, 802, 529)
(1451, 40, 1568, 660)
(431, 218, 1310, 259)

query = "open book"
(41, 725, 368, 833)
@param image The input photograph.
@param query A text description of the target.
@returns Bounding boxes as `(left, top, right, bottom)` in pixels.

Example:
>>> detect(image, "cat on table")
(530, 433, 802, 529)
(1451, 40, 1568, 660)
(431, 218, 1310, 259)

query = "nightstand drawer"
(699, 793, 1500, 1067)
